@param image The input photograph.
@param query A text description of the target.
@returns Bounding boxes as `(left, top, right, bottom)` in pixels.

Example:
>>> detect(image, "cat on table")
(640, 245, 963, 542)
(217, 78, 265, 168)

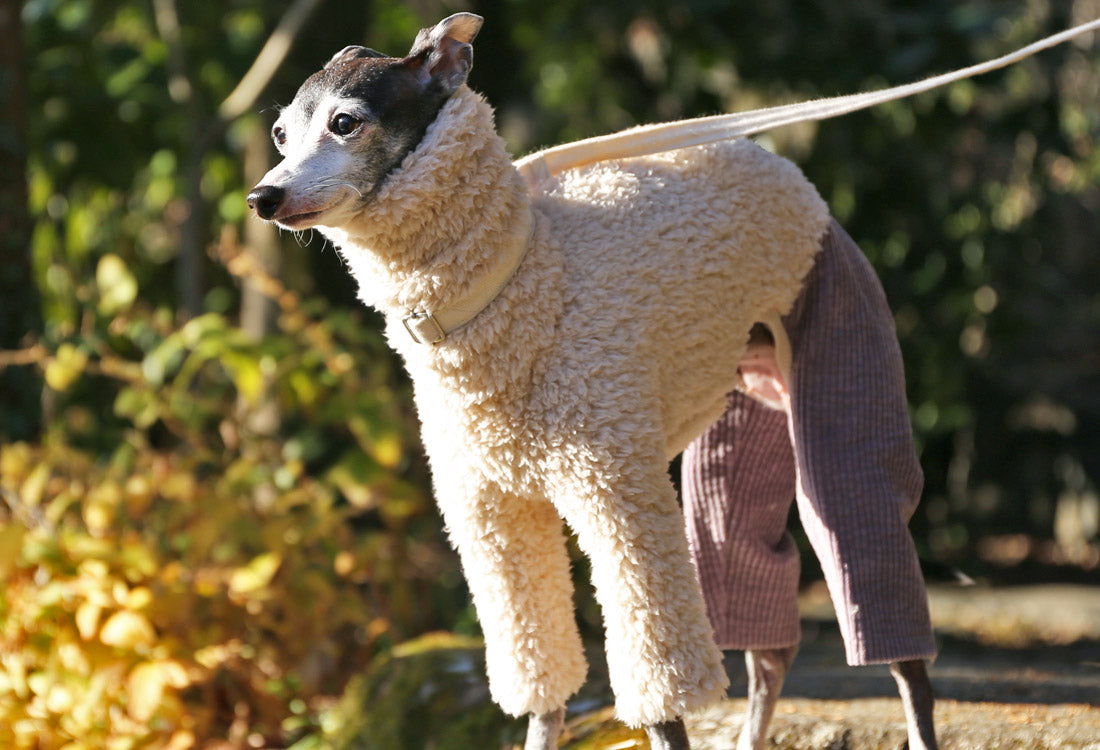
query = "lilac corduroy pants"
(682, 220, 936, 665)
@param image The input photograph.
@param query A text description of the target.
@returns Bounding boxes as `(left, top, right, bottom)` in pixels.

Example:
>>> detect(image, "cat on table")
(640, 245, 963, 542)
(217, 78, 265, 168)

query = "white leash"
(412, 19, 1098, 345)
(515, 18, 1100, 187)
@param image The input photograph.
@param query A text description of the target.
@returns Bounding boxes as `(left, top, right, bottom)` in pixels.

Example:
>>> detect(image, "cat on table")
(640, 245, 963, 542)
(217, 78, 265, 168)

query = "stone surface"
(328, 584, 1100, 748)
(562, 583, 1100, 749)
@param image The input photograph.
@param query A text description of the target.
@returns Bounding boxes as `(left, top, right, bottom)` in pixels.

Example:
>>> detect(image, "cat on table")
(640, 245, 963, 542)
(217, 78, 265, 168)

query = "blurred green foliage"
(2, 0, 1099, 746)
(464, 0, 1100, 564)
(324, 632, 517, 749)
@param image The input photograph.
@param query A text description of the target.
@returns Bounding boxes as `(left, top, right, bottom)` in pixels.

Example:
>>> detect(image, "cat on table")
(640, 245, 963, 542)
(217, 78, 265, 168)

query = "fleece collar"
(400, 207, 532, 344)
(334, 86, 534, 345)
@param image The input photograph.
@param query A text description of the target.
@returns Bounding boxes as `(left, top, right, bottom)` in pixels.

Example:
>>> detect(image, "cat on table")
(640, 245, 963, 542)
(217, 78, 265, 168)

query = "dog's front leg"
(433, 475, 587, 721)
(646, 717, 691, 750)
(524, 709, 692, 750)
(546, 435, 727, 730)
(737, 645, 798, 750)
(524, 707, 564, 750)
(891, 659, 937, 749)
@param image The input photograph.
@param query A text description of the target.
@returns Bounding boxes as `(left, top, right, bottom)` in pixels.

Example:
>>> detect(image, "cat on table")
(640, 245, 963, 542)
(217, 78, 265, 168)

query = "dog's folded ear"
(404, 12, 484, 96)
(325, 45, 387, 69)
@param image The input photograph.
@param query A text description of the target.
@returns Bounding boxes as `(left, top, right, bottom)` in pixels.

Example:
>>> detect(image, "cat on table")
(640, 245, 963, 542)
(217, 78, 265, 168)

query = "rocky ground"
(334, 581, 1100, 748)
(561, 583, 1100, 749)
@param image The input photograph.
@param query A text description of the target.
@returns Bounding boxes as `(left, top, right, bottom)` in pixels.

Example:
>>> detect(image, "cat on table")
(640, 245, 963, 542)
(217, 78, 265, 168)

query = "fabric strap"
(407, 18, 1099, 344)
(402, 208, 532, 344)
(515, 18, 1100, 187)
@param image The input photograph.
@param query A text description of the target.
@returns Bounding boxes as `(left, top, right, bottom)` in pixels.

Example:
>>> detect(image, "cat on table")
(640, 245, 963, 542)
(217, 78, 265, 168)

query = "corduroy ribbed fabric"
(683, 391, 802, 650)
(683, 220, 937, 666)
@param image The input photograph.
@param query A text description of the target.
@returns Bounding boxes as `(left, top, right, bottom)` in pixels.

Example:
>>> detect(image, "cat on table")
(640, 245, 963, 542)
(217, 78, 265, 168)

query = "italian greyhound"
(246, 13, 944, 750)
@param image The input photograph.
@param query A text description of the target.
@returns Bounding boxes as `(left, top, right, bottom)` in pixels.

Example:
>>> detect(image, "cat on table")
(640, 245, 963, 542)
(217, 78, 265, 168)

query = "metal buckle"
(402, 311, 446, 345)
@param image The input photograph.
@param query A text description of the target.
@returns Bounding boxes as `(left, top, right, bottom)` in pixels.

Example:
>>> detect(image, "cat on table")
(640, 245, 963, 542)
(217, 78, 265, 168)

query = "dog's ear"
(403, 13, 484, 95)
(325, 45, 387, 69)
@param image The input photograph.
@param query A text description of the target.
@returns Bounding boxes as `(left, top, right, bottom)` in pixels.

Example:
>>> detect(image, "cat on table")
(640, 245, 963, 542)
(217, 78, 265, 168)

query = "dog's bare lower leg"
(646, 718, 691, 750)
(891, 659, 937, 750)
(737, 645, 798, 750)
(524, 707, 564, 750)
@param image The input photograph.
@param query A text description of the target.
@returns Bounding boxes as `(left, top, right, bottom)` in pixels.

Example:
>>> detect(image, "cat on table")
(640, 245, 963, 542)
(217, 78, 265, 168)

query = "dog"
(247, 13, 937, 750)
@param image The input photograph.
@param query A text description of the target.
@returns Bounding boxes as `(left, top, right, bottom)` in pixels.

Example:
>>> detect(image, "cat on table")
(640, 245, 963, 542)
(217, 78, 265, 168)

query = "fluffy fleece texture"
(321, 86, 831, 726)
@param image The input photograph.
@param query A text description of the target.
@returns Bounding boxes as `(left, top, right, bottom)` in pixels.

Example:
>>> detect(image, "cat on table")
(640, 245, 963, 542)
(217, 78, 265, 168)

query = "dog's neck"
(321, 87, 533, 336)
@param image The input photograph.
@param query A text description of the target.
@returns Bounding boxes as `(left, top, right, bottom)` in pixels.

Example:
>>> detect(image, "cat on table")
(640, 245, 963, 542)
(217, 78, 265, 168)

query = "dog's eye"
(329, 113, 362, 136)
(272, 125, 287, 147)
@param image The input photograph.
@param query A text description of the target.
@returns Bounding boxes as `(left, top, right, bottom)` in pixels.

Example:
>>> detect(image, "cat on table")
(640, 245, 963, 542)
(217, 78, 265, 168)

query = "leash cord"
(514, 18, 1100, 184)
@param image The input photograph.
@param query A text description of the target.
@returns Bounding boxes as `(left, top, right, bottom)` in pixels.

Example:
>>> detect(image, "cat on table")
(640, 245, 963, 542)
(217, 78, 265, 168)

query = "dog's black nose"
(246, 185, 285, 220)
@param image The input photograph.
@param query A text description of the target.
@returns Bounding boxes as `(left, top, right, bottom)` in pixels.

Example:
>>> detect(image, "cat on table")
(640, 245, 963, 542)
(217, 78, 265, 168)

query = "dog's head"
(246, 13, 483, 230)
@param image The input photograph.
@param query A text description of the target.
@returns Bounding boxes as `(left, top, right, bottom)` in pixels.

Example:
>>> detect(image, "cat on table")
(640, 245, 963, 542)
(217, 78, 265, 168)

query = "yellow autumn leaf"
(19, 463, 50, 508)
(193, 644, 226, 670)
(163, 659, 190, 688)
(161, 472, 196, 501)
(77, 558, 110, 580)
(1, 652, 28, 698)
(225, 353, 264, 403)
(166, 731, 196, 750)
(99, 610, 156, 649)
(82, 502, 112, 537)
(127, 657, 194, 722)
(159, 560, 183, 585)
(45, 683, 75, 714)
(125, 586, 153, 610)
(0, 522, 25, 579)
(111, 580, 130, 606)
(44, 343, 88, 392)
(45, 488, 78, 526)
(57, 642, 90, 675)
(333, 550, 356, 577)
(370, 432, 404, 469)
(127, 661, 165, 722)
(27, 671, 51, 696)
(0, 441, 34, 488)
(228, 552, 281, 596)
(83, 481, 122, 537)
(123, 475, 155, 515)
(75, 601, 101, 641)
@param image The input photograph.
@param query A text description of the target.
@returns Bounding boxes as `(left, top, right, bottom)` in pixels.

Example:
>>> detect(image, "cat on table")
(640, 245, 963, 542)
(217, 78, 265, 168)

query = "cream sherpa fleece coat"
(322, 87, 830, 727)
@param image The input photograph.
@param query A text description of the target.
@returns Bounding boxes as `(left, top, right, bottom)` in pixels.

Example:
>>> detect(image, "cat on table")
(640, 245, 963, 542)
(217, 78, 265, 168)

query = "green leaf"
(96, 253, 139, 315)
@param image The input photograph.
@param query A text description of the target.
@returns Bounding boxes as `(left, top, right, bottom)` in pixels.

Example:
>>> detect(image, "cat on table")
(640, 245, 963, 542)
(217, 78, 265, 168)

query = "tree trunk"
(177, 133, 207, 319)
(239, 120, 281, 436)
(241, 121, 280, 339)
(0, 0, 42, 440)
(154, 0, 324, 319)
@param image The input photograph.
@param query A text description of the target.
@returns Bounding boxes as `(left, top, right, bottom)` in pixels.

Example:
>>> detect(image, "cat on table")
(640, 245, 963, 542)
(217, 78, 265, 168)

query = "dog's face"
(247, 13, 483, 231)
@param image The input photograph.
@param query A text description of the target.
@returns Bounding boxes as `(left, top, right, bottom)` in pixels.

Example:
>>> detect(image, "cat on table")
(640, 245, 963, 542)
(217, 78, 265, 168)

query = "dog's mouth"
(271, 191, 361, 230)
(274, 210, 324, 230)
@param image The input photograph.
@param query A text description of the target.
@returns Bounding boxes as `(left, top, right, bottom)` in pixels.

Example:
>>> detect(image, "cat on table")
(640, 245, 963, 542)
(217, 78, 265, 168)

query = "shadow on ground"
(623, 583, 1100, 749)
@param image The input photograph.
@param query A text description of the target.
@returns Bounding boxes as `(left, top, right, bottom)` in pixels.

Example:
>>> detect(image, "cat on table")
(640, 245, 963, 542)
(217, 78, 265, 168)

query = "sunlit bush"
(0, 245, 459, 748)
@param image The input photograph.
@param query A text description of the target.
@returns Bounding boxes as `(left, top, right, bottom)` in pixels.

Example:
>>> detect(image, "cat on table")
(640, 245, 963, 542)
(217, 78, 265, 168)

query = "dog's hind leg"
(682, 392, 801, 748)
(524, 707, 564, 750)
(737, 645, 798, 750)
(891, 659, 937, 749)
